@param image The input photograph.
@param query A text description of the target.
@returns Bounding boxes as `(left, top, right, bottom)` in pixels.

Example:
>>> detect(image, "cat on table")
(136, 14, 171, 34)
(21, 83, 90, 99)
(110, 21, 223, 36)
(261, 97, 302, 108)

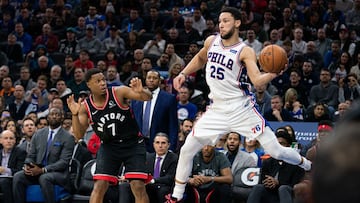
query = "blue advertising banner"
(268, 121, 318, 147)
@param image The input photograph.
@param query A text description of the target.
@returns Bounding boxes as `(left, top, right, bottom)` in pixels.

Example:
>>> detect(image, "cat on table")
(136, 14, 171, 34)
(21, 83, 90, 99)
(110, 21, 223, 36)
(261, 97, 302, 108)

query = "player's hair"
(85, 68, 102, 82)
(220, 7, 241, 20)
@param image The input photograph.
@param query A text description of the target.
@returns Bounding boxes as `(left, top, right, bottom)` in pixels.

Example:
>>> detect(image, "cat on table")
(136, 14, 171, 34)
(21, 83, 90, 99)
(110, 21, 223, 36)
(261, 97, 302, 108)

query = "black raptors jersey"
(84, 87, 141, 143)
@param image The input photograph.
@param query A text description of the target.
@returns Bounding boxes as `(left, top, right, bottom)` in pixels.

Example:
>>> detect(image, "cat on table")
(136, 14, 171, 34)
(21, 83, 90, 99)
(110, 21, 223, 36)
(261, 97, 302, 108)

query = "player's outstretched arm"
(241, 46, 279, 87)
(67, 94, 89, 140)
(173, 36, 213, 91)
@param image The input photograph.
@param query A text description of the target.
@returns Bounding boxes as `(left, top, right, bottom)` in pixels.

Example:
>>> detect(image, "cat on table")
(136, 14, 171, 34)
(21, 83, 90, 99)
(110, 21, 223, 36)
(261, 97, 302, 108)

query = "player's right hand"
(173, 73, 186, 91)
(67, 94, 82, 115)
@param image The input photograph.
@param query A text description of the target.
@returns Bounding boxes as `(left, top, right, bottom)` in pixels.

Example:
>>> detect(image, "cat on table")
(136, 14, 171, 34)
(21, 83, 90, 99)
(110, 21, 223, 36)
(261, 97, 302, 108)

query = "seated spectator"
(165, 43, 184, 68)
(154, 53, 171, 77)
(55, 79, 72, 100)
(0, 76, 15, 106)
(241, 137, 265, 168)
(304, 102, 332, 122)
(227, 139, 258, 202)
(18, 118, 37, 154)
(61, 56, 75, 82)
(25, 75, 49, 113)
(36, 116, 48, 130)
(2, 33, 23, 65)
(119, 60, 138, 86)
(282, 69, 309, 108)
(143, 29, 166, 58)
(284, 88, 305, 121)
(94, 15, 110, 41)
(179, 18, 201, 45)
(177, 86, 198, 121)
(146, 133, 178, 203)
(101, 25, 126, 55)
(73, 49, 94, 70)
(264, 95, 296, 121)
(106, 65, 122, 88)
(165, 62, 181, 96)
(0, 130, 27, 203)
(329, 52, 352, 83)
(14, 22, 33, 55)
(75, 24, 102, 55)
(120, 8, 144, 34)
(253, 83, 272, 116)
(309, 68, 339, 113)
(58, 27, 78, 56)
(12, 107, 75, 203)
(176, 118, 193, 154)
(104, 49, 118, 68)
(333, 102, 350, 122)
(6, 85, 30, 122)
(66, 67, 89, 100)
(124, 31, 144, 57)
(13, 66, 37, 92)
(343, 73, 360, 101)
(48, 65, 62, 89)
(247, 130, 305, 203)
(300, 61, 319, 97)
(215, 133, 228, 153)
(34, 23, 59, 53)
(184, 145, 233, 203)
(37, 97, 64, 120)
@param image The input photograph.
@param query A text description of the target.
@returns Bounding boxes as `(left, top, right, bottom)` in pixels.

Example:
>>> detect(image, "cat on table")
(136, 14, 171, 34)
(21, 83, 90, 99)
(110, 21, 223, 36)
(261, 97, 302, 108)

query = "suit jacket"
(0, 146, 26, 175)
(132, 89, 178, 152)
(7, 100, 30, 121)
(25, 127, 75, 173)
(146, 151, 178, 186)
(227, 149, 257, 174)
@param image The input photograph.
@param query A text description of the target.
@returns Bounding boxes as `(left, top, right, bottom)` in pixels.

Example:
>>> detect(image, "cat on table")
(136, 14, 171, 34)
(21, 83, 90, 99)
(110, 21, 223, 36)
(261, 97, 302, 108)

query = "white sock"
(172, 182, 186, 200)
(299, 157, 312, 171)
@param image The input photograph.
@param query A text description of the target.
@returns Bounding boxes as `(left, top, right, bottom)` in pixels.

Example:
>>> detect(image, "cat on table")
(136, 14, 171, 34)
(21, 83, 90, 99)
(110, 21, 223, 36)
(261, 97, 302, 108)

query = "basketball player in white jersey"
(165, 7, 311, 202)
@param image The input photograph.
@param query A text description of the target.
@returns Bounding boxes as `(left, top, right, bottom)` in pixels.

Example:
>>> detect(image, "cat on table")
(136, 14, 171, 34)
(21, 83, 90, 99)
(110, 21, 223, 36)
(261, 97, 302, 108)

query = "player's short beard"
(221, 26, 235, 39)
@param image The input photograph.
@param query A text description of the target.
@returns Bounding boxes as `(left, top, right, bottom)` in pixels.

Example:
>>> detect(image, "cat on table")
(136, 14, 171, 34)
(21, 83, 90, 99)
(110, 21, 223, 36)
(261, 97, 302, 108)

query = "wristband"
(180, 72, 186, 76)
(72, 113, 78, 116)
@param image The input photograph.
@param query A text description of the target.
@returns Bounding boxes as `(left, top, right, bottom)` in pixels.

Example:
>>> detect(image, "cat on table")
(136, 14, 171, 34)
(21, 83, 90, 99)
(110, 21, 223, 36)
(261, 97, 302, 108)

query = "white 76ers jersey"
(206, 35, 251, 101)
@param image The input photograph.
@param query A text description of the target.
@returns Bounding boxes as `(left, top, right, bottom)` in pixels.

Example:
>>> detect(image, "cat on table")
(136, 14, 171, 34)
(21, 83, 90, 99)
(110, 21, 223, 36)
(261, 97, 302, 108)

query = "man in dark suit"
(12, 107, 75, 203)
(0, 130, 27, 203)
(7, 85, 30, 122)
(132, 70, 178, 152)
(118, 132, 178, 203)
(146, 133, 178, 203)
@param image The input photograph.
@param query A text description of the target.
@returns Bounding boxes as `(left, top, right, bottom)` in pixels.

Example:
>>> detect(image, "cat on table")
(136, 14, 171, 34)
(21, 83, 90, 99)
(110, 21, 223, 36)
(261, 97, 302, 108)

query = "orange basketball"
(258, 45, 288, 73)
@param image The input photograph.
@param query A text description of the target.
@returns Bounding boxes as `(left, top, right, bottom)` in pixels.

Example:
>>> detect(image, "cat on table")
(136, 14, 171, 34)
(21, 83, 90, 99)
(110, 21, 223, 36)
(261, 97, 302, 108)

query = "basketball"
(258, 45, 288, 73)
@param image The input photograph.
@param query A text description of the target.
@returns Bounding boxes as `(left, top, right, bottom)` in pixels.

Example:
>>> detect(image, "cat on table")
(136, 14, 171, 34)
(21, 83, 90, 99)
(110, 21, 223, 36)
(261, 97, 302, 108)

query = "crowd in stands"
(0, 0, 359, 202)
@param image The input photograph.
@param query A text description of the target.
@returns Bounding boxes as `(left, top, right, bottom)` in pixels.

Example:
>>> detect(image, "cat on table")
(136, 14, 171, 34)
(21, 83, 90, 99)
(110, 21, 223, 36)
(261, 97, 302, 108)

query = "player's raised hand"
(67, 94, 82, 115)
(129, 77, 143, 93)
(173, 73, 186, 91)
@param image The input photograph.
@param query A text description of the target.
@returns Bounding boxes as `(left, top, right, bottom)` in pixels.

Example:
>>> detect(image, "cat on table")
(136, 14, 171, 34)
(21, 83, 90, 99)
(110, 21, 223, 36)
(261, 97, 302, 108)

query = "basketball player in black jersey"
(67, 68, 152, 203)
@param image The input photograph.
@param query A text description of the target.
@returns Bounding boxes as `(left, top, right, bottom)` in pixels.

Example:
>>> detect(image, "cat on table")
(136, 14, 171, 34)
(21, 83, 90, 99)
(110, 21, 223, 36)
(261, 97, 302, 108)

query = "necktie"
(153, 157, 162, 178)
(142, 100, 151, 137)
(42, 130, 54, 166)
